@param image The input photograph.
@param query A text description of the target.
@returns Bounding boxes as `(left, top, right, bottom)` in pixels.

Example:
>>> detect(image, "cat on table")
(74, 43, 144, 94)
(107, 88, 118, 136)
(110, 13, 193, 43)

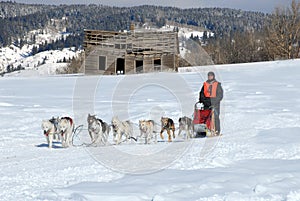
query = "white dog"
(87, 114, 110, 146)
(41, 117, 60, 148)
(139, 120, 157, 144)
(111, 116, 135, 145)
(58, 117, 74, 148)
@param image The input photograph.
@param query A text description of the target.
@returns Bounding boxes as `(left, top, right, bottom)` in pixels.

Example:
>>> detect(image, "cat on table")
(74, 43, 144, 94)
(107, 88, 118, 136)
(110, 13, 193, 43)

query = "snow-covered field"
(1, 59, 300, 200)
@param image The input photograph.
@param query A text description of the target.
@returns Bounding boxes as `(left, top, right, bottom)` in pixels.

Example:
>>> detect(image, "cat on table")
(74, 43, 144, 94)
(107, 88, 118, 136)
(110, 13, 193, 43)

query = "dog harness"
(61, 117, 73, 126)
(203, 81, 218, 98)
(44, 129, 50, 137)
(112, 124, 118, 132)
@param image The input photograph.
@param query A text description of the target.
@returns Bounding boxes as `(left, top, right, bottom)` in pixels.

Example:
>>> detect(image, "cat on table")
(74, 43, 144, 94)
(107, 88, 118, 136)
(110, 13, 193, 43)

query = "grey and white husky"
(178, 116, 193, 140)
(87, 114, 110, 145)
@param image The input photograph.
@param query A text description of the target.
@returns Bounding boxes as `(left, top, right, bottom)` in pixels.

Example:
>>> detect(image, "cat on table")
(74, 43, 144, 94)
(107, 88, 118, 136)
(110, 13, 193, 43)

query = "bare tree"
(204, 30, 269, 64)
(57, 52, 85, 74)
(266, 0, 300, 60)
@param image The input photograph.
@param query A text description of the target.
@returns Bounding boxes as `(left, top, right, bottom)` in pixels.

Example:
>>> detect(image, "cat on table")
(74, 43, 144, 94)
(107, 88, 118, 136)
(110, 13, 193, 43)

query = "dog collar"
(60, 130, 65, 136)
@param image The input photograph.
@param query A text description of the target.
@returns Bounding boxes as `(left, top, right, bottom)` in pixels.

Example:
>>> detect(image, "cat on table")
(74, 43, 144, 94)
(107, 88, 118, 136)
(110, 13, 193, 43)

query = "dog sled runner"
(193, 102, 217, 137)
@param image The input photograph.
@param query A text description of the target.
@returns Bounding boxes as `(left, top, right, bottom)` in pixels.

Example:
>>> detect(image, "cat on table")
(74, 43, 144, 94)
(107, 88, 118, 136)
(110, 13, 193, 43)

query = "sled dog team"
(41, 114, 194, 148)
(41, 117, 75, 148)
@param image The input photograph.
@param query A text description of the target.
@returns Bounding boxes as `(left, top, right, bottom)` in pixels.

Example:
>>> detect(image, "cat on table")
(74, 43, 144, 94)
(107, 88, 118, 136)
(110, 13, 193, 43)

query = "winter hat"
(208, 71, 215, 77)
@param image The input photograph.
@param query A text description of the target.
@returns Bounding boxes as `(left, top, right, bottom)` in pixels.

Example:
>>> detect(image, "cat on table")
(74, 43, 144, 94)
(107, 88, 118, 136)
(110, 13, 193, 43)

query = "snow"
(162, 24, 214, 39)
(161, 24, 214, 58)
(1, 59, 300, 201)
(0, 25, 81, 74)
(0, 44, 81, 75)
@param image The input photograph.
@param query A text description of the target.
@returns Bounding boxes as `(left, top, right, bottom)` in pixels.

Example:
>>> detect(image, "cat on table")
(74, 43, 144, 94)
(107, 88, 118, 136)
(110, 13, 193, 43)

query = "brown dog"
(160, 117, 175, 142)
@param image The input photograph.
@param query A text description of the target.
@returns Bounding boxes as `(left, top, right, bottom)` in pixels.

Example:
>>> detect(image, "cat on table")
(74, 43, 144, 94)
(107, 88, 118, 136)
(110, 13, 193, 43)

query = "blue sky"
(12, 0, 293, 13)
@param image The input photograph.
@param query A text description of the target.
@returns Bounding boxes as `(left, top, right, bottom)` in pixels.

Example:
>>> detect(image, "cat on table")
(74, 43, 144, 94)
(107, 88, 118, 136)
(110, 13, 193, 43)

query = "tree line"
(1, 1, 300, 65)
(0, 2, 268, 46)
(31, 34, 83, 55)
(203, 0, 300, 64)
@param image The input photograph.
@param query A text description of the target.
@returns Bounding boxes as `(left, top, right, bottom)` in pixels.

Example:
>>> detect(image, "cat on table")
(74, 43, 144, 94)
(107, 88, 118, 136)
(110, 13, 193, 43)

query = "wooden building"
(83, 29, 179, 75)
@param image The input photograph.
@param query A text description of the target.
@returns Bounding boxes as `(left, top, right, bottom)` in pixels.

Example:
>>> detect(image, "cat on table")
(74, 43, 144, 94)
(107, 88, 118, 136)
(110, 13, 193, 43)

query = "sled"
(192, 102, 217, 138)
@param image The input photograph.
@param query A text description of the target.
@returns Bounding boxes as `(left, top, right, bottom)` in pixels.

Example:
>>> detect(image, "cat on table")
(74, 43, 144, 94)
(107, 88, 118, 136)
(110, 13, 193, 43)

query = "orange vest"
(203, 81, 218, 98)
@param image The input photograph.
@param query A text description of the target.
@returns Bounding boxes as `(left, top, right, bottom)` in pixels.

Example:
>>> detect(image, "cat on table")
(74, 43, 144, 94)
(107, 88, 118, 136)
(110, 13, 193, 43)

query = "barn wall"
(143, 56, 153, 72)
(85, 48, 126, 75)
(125, 55, 135, 74)
(162, 54, 175, 70)
(84, 29, 179, 75)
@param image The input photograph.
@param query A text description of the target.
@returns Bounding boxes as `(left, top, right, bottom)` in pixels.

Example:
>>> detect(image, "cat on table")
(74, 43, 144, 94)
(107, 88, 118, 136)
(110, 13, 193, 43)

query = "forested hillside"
(0, 2, 269, 47)
(2, 1, 299, 66)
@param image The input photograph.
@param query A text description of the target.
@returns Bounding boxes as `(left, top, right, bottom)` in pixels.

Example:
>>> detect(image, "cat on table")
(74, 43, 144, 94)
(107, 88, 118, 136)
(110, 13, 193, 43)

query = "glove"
(198, 102, 204, 109)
